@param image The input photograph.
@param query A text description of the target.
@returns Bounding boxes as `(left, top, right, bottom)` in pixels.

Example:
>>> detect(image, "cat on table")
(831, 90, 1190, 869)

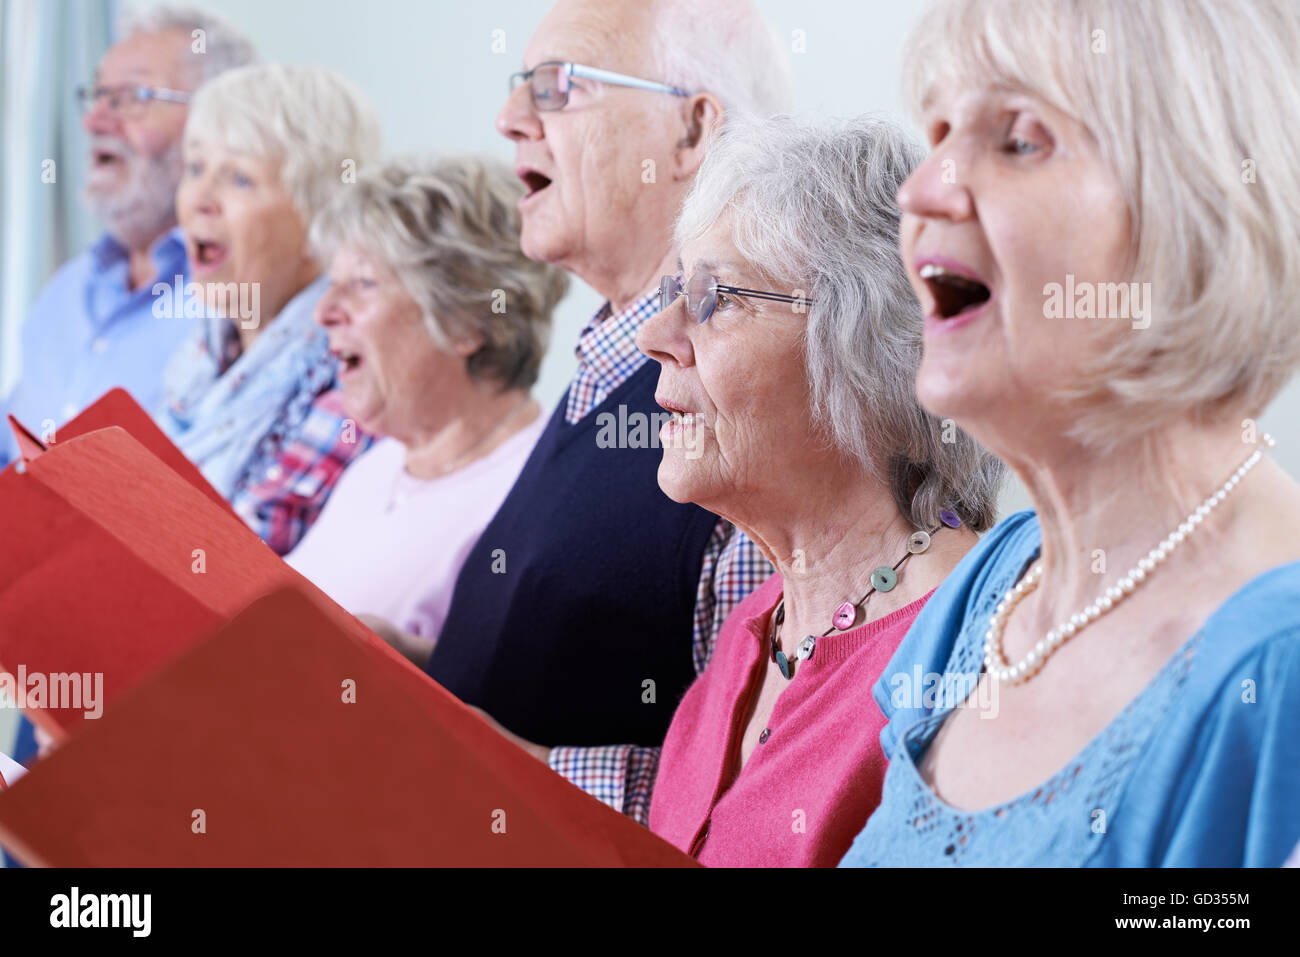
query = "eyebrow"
(105, 67, 157, 79)
(523, 54, 566, 69)
(694, 258, 751, 282)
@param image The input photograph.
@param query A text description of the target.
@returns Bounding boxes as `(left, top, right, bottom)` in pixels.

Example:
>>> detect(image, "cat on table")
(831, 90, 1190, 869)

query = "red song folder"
(0, 391, 298, 739)
(0, 586, 695, 867)
(4, 387, 235, 513)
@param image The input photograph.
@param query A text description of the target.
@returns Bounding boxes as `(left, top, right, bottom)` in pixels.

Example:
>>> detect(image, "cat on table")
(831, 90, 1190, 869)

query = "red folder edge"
(7, 414, 47, 463)
(5, 388, 234, 514)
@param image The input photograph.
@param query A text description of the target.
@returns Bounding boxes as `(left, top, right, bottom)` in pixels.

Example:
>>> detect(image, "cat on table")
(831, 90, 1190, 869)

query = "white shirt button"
(91, 338, 108, 354)
(265, 465, 284, 481)
(62, 403, 78, 419)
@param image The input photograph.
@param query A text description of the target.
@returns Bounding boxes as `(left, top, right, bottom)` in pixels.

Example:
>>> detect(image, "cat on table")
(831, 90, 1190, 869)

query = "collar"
(572, 288, 659, 385)
(90, 225, 187, 276)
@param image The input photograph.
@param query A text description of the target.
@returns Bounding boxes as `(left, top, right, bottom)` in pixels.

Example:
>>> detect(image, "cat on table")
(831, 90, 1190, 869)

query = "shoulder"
(1181, 561, 1300, 716)
(1112, 564, 1300, 866)
(1201, 560, 1300, 646)
(871, 510, 1041, 751)
(877, 510, 1040, 686)
(493, 410, 548, 467)
(1187, 561, 1300, 732)
(24, 250, 98, 318)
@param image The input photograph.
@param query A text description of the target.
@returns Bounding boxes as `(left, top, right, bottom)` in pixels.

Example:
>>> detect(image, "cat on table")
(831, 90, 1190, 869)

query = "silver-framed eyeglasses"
(77, 84, 192, 116)
(660, 273, 814, 324)
(509, 60, 690, 112)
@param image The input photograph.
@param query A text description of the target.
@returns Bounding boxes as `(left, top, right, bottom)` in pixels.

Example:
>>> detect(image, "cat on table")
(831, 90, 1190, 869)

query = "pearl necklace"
(984, 435, 1275, 685)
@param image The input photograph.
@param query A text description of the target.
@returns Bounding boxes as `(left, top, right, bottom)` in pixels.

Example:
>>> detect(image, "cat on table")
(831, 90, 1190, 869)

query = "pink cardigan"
(649, 573, 932, 867)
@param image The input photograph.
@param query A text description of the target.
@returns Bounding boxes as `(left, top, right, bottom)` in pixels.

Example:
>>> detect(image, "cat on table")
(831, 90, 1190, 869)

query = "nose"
(896, 140, 976, 223)
(179, 166, 221, 220)
(314, 283, 348, 328)
(636, 290, 695, 369)
(495, 80, 543, 142)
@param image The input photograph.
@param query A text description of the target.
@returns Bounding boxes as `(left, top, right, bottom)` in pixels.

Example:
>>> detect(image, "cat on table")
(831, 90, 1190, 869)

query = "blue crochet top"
(841, 510, 1300, 867)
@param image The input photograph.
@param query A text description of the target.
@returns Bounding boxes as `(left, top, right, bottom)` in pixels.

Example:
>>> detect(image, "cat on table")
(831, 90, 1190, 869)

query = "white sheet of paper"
(0, 750, 28, 788)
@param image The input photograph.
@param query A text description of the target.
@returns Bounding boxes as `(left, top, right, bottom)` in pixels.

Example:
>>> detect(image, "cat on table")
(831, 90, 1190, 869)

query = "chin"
(918, 366, 1019, 456)
(913, 368, 956, 421)
(341, 395, 379, 434)
(518, 218, 571, 266)
(915, 352, 984, 420)
(656, 455, 717, 510)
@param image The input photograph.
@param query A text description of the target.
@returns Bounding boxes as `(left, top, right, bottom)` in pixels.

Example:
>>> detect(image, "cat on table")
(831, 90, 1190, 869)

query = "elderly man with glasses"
(0, 5, 256, 467)
(380, 0, 792, 825)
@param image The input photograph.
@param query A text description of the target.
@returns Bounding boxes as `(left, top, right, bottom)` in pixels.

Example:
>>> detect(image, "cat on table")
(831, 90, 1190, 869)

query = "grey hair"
(649, 0, 793, 120)
(675, 114, 1005, 531)
(310, 156, 570, 392)
(117, 3, 258, 86)
(185, 64, 382, 228)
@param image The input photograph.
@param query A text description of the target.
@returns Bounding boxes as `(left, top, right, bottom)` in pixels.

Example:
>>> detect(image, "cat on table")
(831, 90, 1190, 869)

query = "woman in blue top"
(843, 0, 1300, 867)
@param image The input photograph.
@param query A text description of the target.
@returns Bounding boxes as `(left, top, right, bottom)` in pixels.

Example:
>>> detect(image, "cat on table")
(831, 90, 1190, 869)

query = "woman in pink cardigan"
(634, 115, 1004, 867)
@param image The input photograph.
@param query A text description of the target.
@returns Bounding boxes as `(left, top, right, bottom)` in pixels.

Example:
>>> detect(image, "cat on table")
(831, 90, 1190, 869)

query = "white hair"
(184, 64, 382, 228)
(650, 0, 793, 120)
(904, 0, 1300, 448)
(676, 114, 1005, 531)
(117, 3, 258, 86)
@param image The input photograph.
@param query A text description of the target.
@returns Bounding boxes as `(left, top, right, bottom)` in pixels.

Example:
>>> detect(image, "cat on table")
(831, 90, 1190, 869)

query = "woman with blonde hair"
(160, 63, 382, 553)
(843, 0, 1300, 867)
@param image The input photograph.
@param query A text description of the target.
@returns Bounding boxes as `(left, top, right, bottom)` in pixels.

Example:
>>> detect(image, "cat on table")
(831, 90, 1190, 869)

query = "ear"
(451, 334, 484, 358)
(672, 92, 726, 181)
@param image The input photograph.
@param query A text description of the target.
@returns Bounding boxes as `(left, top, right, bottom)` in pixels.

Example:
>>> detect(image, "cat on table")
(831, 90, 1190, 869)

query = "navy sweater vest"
(427, 361, 719, 748)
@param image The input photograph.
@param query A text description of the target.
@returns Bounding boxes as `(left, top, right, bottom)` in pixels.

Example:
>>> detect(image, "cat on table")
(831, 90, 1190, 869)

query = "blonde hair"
(310, 156, 569, 391)
(904, 0, 1300, 447)
(184, 63, 382, 227)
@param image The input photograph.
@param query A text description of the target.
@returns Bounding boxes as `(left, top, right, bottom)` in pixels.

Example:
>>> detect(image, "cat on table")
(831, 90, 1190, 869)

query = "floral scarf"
(158, 276, 336, 499)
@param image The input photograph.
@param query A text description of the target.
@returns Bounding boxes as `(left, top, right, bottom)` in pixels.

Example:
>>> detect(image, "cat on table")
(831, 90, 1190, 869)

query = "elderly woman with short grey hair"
(286, 156, 568, 649)
(160, 63, 382, 554)
(631, 114, 1003, 867)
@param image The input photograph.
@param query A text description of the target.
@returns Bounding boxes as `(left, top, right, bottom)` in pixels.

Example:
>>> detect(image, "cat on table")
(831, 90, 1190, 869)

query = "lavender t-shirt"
(286, 413, 546, 639)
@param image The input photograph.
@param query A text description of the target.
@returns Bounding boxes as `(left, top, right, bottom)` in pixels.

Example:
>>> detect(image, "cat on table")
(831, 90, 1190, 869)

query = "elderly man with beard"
(0, 4, 256, 466)
(363, 0, 790, 825)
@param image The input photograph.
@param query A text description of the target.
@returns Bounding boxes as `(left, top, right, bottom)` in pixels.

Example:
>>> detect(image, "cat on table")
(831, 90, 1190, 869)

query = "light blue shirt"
(841, 509, 1300, 867)
(0, 228, 192, 465)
